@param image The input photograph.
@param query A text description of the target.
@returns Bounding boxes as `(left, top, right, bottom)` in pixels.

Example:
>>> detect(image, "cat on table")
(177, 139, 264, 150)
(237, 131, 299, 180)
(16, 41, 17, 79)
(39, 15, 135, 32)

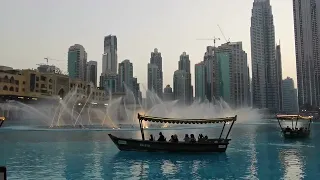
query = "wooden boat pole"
(291, 119, 294, 129)
(138, 119, 145, 141)
(225, 115, 236, 139)
(0, 120, 3, 128)
(308, 118, 311, 131)
(219, 121, 226, 139)
(277, 118, 283, 132)
(295, 116, 298, 129)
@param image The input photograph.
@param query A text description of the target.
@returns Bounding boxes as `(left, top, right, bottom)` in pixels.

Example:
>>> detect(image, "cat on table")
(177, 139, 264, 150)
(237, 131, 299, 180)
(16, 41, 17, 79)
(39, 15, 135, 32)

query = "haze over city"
(0, 0, 296, 90)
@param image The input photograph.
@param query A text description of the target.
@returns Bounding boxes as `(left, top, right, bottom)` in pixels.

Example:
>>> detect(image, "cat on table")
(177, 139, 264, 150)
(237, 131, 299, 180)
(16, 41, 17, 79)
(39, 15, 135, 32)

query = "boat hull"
(282, 131, 310, 139)
(108, 134, 230, 153)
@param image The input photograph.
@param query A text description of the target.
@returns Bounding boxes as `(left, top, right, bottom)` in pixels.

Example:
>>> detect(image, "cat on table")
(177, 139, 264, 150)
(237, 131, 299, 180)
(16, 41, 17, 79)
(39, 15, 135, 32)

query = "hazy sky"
(0, 0, 296, 90)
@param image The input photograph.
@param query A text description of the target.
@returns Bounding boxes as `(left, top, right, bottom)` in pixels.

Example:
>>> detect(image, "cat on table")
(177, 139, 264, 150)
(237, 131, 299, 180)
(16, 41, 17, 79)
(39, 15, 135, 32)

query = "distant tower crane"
(217, 24, 230, 44)
(196, 36, 221, 47)
(44, 57, 64, 65)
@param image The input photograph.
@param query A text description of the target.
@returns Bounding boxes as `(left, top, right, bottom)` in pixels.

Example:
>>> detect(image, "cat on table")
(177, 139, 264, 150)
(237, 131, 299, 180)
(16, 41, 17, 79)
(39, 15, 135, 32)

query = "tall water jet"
(74, 87, 93, 127)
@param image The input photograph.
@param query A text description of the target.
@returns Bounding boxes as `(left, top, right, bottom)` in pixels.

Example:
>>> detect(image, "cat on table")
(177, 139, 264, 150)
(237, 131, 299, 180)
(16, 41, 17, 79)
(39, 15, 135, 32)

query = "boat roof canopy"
(276, 115, 313, 120)
(137, 113, 236, 124)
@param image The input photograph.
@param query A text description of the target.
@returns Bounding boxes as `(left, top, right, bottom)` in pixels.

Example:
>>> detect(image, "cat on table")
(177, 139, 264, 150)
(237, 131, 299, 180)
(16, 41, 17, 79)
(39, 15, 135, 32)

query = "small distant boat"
(108, 113, 237, 153)
(0, 116, 5, 128)
(276, 115, 312, 139)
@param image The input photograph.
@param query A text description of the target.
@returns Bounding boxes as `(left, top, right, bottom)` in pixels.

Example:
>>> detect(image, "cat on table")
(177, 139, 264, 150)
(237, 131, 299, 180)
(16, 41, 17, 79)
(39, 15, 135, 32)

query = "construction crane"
(217, 24, 230, 44)
(196, 37, 220, 47)
(44, 57, 64, 65)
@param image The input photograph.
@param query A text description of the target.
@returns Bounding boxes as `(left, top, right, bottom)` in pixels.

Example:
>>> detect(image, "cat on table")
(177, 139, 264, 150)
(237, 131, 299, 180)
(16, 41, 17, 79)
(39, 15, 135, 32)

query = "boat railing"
(137, 113, 237, 141)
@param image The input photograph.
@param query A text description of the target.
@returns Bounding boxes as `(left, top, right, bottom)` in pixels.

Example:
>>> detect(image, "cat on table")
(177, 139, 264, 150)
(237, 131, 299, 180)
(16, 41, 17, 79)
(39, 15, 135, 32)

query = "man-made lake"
(0, 121, 319, 180)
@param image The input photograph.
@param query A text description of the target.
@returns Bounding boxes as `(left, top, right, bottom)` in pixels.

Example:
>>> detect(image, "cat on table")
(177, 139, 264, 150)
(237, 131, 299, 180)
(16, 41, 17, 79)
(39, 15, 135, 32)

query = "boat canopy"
(276, 115, 313, 120)
(137, 113, 236, 124)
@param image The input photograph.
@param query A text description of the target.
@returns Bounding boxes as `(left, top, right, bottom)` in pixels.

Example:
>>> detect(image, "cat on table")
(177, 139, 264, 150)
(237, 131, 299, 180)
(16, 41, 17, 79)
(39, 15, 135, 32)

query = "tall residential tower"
(147, 48, 163, 98)
(68, 44, 87, 81)
(293, 0, 320, 108)
(86, 61, 97, 87)
(102, 35, 118, 74)
(251, 0, 280, 112)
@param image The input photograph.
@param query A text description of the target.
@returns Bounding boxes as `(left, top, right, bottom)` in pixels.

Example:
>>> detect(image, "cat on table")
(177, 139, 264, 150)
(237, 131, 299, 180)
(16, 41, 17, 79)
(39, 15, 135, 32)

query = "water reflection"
(245, 129, 258, 179)
(110, 152, 233, 179)
(279, 147, 305, 180)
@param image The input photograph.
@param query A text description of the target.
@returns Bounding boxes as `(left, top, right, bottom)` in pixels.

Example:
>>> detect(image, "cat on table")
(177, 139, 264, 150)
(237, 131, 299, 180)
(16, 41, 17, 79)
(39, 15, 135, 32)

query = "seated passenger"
(190, 134, 196, 143)
(204, 135, 208, 140)
(169, 135, 174, 142)
(149, 134, 154, 141)
(198, 134, 204, 141)
(173, 134, 179, 142)
(285, 126, 291, 132)
(184, 134, 190, 142)
(158, 132, 166, 142)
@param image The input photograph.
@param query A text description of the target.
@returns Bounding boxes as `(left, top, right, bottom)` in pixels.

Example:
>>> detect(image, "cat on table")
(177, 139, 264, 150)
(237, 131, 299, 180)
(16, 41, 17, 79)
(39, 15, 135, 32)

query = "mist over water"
(0, 86, 263, 128)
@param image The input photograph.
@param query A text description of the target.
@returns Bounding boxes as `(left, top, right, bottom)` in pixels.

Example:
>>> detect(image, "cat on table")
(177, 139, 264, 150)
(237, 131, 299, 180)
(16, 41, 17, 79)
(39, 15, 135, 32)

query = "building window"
(3, 86, 8, 91)
(9, 86, 14, 91)
(10, 77, 14, 83)
(15, 87, 19, 92)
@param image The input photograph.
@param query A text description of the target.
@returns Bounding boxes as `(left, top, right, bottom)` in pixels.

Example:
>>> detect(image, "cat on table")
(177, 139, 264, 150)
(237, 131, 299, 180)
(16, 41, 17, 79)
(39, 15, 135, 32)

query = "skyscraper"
(215, 42, 250, 107)
(276, 43, 283, 111)
(132, 77, 141, 101)
(118, 59, 133, 92)
(68, 44, 87, 81)
(102, 35, 117, 74)
(216, 52, 231, 104)
(203, 46, 218, 101)
(195, 62, 206, 101)
(148, 48, 163, 98)
(177, 52, 192, 104)
(293, 0, 320, 108)
(147, 63, 160, 93)
(163, 85, 174, 101)
(86, 61, 97, 87)
(251, 0, 280, 112)
(173, 70, 189, 105)
(179, 52, 191, 73)
(101, 73, 118, 93)
(282, 77, 298, 113)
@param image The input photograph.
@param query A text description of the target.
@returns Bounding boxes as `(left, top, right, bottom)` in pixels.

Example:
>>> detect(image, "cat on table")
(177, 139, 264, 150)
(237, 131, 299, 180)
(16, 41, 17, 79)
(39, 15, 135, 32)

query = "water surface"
(1, 122, 320, 180)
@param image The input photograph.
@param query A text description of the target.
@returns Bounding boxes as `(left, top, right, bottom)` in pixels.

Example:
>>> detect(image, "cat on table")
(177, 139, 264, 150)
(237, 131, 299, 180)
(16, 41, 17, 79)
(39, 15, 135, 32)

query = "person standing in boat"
(158, 132, 166, 141)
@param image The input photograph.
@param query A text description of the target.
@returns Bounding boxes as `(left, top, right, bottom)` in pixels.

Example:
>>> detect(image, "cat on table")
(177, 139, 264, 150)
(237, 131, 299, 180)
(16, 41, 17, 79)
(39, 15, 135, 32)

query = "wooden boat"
(108, 113, 237, 153)
(0, 116, 5, 128)
(276, 115, 312, 139)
